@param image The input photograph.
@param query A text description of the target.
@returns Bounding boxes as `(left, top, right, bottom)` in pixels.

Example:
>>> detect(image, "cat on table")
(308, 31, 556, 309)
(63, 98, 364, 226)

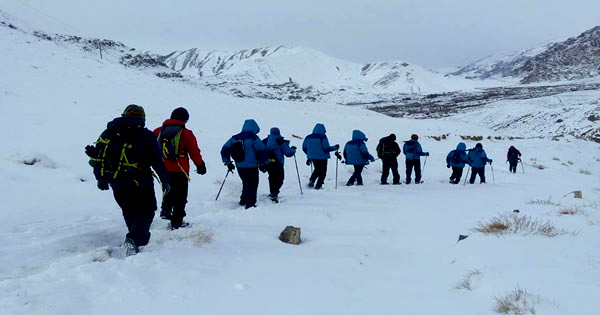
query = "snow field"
(1, 20, 600, 315)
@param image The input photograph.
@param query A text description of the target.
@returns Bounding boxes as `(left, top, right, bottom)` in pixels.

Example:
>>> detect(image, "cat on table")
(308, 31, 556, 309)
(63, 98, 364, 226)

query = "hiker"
(446, 142, 468, 184)
(302, 123, 340, 190)
(507, 146, 522, 173)
(402, 134, 429, 184)
(343, 130, 375, 186)
(86, 104, 170, 256)
(263, 127, 297, 203)
(376, 133, 401, 185)
(220, 119, 267, 209)
(154, 107, 206, 229)
(467, 143, 492, 184)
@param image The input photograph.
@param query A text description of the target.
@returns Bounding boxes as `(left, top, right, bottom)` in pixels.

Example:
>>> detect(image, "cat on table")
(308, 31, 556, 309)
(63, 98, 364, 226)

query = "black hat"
(475, 143, 483, 148)
(389, 133, 396, 140)
(171, 107, 189, 122)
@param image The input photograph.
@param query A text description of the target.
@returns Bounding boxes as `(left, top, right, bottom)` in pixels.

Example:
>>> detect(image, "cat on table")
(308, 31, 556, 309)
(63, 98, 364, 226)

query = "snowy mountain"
(453, 25, 600, 84)
(159, 46, 485, 95)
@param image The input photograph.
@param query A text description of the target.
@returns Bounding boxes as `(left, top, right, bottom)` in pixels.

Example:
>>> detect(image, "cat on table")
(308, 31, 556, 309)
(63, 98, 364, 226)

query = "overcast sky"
(4, 0, 600, 68)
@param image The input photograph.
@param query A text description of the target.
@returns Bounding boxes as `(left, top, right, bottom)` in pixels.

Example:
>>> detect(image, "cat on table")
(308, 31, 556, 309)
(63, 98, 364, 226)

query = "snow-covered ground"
(2, 12, 600, 315)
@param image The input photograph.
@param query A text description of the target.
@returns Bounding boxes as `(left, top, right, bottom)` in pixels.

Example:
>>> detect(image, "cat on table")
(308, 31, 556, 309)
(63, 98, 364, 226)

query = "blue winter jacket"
(302, 123, 339, 160)
(467, 147, 490, 168)
(446, 142, 468, 168)
(221, 119, 268, 168)
(264, 127, 296, 165)
(343, 130, 375, 166)
(403, 140, 425, 160)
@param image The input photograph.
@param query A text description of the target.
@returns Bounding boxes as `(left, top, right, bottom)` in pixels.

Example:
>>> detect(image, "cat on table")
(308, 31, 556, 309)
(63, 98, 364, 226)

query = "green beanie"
(122, 104, 145, 120)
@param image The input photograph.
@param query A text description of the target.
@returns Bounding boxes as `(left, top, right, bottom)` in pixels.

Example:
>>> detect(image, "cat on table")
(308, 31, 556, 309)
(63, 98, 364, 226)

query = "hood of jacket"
(312, 123, 326, 135)
(241, 119, 260, 134)
(456, 142, 466, 151)
(107, 116, 145, 131)
(270, 127, 282, 138)
(352, 130, 367, 141)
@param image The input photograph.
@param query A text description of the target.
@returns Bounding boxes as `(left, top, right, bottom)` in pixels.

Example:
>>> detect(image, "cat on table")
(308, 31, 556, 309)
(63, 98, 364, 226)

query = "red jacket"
(154, 119, 204, 174)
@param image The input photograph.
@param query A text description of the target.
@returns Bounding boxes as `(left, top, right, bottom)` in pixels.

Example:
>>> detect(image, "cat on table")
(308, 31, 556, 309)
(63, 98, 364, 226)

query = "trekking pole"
(520, 159, 525, 174)
(422, 156, 428, 179)
(490, 164, 496, 184)
(463, 166, 471, 186)
(335, 152, 339, 190)
(293, 155, 303, 195)
(215, 170, 233, 201)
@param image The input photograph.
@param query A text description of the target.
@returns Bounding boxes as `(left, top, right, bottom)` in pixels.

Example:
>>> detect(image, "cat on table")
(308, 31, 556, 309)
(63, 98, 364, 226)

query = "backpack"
(158, 125, 183, 160)
(508, 148, 519, 160)
(405, 144, 416, 154)
(89, 128, 142, 185)
(262, 137, 279, 163)
(377, 138, 396, 158)
(231, 139, 246, 162)
(451, 151, 463, 165)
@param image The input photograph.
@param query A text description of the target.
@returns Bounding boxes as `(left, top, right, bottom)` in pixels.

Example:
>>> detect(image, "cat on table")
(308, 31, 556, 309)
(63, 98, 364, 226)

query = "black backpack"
(158, 125, 184, 160)
(89, 128, 142, 184)
(231, 139, 246, 162)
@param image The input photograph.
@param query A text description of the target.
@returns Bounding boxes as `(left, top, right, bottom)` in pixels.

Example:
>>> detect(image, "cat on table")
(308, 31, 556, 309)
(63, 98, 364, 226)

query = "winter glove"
(196, 163, 207, 175)
(488, 159, 493, 165)
(447, 164, 450, 168)
(97, 180, 109, 191)
(291, 146, 297, 150)
(259, 164, 268, 173)
(226, 162, 235, 172)
(306, 159, 312, 166)
(85, 145, 97, 158)
(335, 152, 343, 160)
(162, 183, 171, 196)
(332, 144, 340, 151)
(369, 157, 376, 162)
(423, 152, 430, 156)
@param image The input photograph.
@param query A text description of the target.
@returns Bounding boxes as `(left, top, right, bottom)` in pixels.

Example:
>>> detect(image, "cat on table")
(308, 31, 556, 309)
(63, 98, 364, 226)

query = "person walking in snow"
(467, 143, 492, 184)
(86, 104, 170, 256)
(154, 107, 206, 230)
(302, 123, 340, 190)
(263, 127, 297, 203)
(376, 133, 401, 185)
(343, 130, 375, 186)
(446, 142, 468, 184)
(507, 146, 522, 173)
(220, 119, 268, 209)
(402, 134, 429, 184)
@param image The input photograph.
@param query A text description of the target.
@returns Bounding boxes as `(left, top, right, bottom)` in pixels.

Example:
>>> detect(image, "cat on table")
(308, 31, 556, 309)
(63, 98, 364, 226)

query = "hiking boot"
(393, 181, 401, 185)
(269, 194, 279, 203)
(124, 238, 139, 256)
(171, 221, 190, 230)
(405, 180, 411, 185)
(245, 204, 256, 209)
(308, 179, 315, 188)
(159, 209, 171, 220)
(239, 200, 246, 206)
(380, 181, 389, 185)
(346, 181, 354, 186)
(314, 184, 322, 190)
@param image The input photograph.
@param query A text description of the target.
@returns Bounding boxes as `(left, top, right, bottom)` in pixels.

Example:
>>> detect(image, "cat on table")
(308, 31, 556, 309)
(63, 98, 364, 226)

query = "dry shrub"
(552, 157, 560, 161)
(473, 212, 572, 237)
(454, 269, 483, 291)
(567, 161, 574, 165)
(167, 227, 214, 247)
(531, 164, 546, 170)
(588, 218, 600, 226)
(493, 287, 540, 315)
(558, 206, 584, 216)
(579, 169, 592, 175)
(526, 198, 561, 207)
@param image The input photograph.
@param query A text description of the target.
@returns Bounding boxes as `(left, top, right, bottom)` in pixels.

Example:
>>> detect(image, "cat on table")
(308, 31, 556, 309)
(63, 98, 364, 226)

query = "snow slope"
(2, 11, 600, 315)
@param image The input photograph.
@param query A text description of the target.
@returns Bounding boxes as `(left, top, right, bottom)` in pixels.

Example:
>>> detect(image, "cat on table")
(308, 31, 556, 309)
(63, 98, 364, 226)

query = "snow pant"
(161, 172, 189, 227)
(381, 157, 400, 184)
(113, 186, 157, 247)
(509, 160, 518, 173)
(449, 166, 463, 184)
(469, 167, 486, 184)
(238, 167, 259, 207)
(405, 159, 421, 183)
(267, 162, 285, 197)
(309, 159, 328, 188)
(347, 165, 365, 185)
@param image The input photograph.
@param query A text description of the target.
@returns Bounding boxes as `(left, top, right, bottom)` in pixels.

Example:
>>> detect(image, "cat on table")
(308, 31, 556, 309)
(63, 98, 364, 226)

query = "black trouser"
(381, 157, 400, 184)
(309, 159, 328, 188)
(347, 165, 365, 185)
(449, 166, 463, 184)
(405, 159, 421, 183)
(470, 167, 486, 183)
(113, 186, 157, 247)
(267, 162, 285, 197)
(238, 167, 259, 206)
(161, 172, 189, 226)
(509, 160, 518, 173)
